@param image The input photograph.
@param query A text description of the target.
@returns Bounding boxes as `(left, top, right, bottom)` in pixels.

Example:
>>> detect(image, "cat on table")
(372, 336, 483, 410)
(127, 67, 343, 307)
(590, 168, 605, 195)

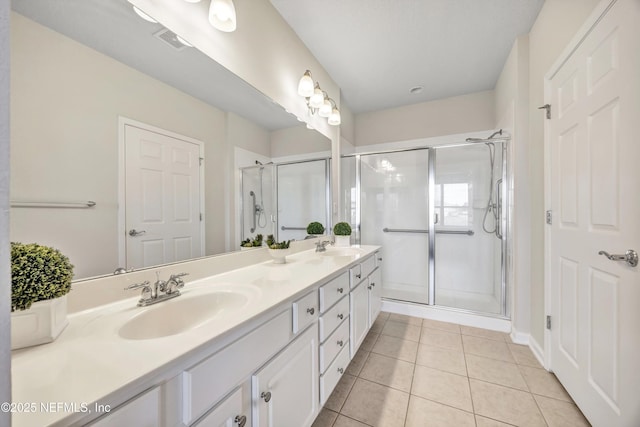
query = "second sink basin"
(320, 247, 364, 257)
(119, 287, 254, 340)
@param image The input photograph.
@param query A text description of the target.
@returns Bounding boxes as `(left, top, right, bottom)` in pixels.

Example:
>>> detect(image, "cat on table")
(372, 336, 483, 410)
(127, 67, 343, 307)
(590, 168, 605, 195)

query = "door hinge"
(538, 104, 551, 119)
(546, 210, 552, 225)
(546, 315, 551, 330)
(199, 157, 204, 166)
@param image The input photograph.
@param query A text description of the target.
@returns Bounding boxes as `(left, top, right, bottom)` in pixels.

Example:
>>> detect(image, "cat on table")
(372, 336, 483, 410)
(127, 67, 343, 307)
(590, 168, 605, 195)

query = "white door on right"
(547, 0, 640, 426)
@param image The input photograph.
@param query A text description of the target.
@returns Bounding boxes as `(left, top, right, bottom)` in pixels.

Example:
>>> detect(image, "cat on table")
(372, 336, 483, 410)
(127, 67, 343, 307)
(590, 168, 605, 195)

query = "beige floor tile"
(422, 318, 461, 333)
(420, 327, 463, 352)
(415, 343, 467, 376)
(359, 331, 379, 352)
(377, 311, 390, 320)
(460, 325, 511, 342)
(508, 343, 542, 368)
(405, 395, 475, 427)
(312, 408, 339, 427)
(341, 378, 409, 427)
(333, 415, 372, 427)
(519, 365, 572, 402)
(381, 320, 421, 342)
(369, 315, 387, 334)
(371, 334, 418, 363)
(462, 335, 515, 363)
(411, 365, 473, 411)
(346, 349, 369, 377)
(387, 313, 423, 326)
(469, 379, 546, 426)
(359, 352, 415, 392)
(534, 394, 590, 427)
(475, 415, 516, 426)
(324, 373, 357, 412)
(466, 354, 528, 391)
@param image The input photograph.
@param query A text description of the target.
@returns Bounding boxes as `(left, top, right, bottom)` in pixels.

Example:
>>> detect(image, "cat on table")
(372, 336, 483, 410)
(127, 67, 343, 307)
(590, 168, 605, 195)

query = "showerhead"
(466, 129, 503, 143)
(255, 160, 263, 165)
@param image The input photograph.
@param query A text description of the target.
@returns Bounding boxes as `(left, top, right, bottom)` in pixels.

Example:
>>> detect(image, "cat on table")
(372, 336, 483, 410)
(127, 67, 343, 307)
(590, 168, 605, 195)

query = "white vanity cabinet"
(349, 252, 382, 357)
(192, 384, 250, 427)
(252, 324, 319, 427)
(89, 386, 161, 427)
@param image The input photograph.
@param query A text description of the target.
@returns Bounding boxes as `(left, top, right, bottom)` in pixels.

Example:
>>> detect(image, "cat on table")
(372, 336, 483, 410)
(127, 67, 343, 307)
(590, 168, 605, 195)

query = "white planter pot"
(11, 295, 69, 350)
(334, 235, 351, 247)
(267, 248, 293, 264)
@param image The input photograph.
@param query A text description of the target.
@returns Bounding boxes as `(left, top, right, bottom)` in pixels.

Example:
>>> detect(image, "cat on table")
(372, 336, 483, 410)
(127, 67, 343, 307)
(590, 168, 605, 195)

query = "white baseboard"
(528, 335, 547, 369)
(381, 300, 511, 333)
(510, 327, 529, 345)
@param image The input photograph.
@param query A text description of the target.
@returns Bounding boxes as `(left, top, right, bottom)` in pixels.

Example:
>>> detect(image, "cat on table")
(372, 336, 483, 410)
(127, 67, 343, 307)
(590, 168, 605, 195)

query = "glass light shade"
(297, 71, 314, 97)
(309, 86, 324, 109)
(209, 0, 237, 32)
(328, 108, 341, 126)
(133, 6, 158, 23)
(176, 35, 193, 47)
(319, 98, 332, 117)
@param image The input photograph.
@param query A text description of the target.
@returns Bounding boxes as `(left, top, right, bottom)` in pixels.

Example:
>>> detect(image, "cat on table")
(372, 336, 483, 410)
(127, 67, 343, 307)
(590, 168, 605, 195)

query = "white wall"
(0, 0, 10, 420)
(271, 125, 331, 160)
(10, 14, 230, 278)
(527, 0, 600, 348)
(354, 91, 495, 146)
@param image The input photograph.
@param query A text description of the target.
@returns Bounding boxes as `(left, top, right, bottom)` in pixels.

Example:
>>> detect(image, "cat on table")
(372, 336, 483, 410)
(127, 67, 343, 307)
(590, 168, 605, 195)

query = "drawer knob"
(235, 415, 247, 427)
(338, 367, 344, 374)
(367, 285, 372, 290)
(378, 257, 383, 261)
(307, 307, 315, 315)
(337, 287, 344, 293)
(356, 273, 362, 279)
(337, 340, 344, 347)
(261, 391, 272, 403)
(371, 282, 375, 287)
(337, 313, 344, 320)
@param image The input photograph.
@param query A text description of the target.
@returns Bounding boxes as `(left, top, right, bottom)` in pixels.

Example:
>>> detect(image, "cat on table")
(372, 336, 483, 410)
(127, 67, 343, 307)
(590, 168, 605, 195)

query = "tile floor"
(312, 312, 590, 427)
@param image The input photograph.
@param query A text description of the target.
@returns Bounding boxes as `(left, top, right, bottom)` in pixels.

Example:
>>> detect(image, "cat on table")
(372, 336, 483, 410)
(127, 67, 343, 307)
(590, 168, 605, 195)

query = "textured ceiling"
(270, 0, 544, 113)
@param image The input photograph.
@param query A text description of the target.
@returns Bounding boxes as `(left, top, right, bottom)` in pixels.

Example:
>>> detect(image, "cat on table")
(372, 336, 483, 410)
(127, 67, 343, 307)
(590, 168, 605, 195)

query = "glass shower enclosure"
(342, 140, 508, 317)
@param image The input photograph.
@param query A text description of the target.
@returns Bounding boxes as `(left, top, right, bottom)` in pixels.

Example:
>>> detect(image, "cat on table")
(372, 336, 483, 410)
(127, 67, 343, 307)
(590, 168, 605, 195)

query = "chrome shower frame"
(343, 136, 511, 319)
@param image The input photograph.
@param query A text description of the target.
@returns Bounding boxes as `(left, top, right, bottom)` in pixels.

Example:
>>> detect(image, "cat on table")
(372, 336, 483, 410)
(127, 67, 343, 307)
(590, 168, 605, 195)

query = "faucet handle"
(124, 281, 150, 291)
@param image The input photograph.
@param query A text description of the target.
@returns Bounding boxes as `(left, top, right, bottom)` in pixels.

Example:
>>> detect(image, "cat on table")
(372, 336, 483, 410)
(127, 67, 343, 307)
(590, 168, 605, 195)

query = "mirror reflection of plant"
(11, 242, 74, 312)
(241, 233, 263, 247)
(306, 222, 325, 235)
(333, 222, 352, 236)
(266, 234, 291, 249)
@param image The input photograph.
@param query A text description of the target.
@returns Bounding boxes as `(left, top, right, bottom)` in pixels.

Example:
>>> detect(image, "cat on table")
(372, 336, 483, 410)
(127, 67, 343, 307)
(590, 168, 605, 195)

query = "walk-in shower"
(342, 134, 509, 318)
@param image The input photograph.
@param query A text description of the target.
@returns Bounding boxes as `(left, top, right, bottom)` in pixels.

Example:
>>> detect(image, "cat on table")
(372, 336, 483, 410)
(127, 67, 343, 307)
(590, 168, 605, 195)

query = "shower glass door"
(433, 143, 504, 314)
(360, 149, 430, 304)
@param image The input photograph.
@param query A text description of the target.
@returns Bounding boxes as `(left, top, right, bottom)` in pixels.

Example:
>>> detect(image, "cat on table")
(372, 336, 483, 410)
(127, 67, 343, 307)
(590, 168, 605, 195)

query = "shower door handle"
(433, 213, 439, 224)
(495, 178, 503, 239)
(249, 190, 256, 233)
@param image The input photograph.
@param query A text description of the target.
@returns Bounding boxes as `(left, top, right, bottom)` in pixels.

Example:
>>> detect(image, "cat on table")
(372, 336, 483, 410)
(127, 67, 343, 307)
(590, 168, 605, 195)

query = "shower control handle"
(598, 249, 638, 267)
(434, 213, 439, 224)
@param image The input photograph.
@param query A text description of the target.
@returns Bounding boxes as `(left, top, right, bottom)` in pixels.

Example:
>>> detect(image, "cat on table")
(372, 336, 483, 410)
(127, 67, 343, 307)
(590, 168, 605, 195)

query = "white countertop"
(11, 245, 380, 427)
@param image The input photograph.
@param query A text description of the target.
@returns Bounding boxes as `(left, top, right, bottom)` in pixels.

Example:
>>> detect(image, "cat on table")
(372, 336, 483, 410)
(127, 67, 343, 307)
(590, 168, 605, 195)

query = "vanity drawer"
(319, 296, 349, 341)
(319, 345, 350, 405)
(319, 271, 349, 312)
(182, 309, 291, 425)
(319, 319, 349, 373)
(192, 385, 248, 427)
(375, 251, 383, 268)
(361, 255, 376, 280)
(292, 290, 319, 334)
(90, 386, 160, 427)
(349, 264, 363, 288)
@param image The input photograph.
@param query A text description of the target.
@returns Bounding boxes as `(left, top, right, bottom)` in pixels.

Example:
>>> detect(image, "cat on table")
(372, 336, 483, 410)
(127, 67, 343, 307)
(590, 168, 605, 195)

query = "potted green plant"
(266, 234, 292, 264)
(240, 234, 263, 250)
(306, 221, 325, 236)
(11, 242, 74, 349)
(333, 222, 352, 247)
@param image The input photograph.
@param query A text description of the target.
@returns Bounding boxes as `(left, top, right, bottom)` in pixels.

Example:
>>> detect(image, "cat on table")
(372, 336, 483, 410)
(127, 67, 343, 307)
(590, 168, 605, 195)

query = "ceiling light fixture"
(297, 70, 341, 126)
(209, 0, 237, 32)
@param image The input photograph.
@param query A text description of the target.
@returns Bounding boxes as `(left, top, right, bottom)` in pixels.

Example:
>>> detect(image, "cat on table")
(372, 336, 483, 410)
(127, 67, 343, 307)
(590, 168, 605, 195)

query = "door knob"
(128, 229, 146, 237)
(598, 249, 638, 267)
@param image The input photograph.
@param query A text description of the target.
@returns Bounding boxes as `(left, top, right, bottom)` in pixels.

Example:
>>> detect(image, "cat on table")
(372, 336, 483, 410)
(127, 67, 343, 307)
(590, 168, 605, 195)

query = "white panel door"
(125, 124, 202, 270)
(547, 1, 640, 425)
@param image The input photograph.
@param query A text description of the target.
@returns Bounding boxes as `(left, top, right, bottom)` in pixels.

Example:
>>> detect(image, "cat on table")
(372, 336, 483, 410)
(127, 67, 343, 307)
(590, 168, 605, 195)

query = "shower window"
(434, 182, 472, 227)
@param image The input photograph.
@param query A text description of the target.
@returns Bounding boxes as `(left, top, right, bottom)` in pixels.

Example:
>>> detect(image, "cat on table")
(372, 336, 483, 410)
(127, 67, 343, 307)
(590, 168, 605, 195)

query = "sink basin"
(320, 247, 364, 257)
(119, 290, 251, 340)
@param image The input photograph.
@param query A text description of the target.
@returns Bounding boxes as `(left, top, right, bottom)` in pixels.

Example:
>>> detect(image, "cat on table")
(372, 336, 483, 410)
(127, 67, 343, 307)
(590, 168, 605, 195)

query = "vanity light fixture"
(297, 70, 341, 126)
(209, 0, 237, 32)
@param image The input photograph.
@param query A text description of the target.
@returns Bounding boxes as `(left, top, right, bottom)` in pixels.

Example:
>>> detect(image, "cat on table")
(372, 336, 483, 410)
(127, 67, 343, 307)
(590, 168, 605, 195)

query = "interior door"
(547, 0, 640, 425)
(125, 124, 202, 270)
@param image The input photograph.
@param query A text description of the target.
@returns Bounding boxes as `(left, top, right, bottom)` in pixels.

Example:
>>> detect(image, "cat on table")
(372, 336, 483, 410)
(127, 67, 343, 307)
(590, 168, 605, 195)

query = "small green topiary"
(306, 222, 325, 235)
(11, 242, 74, 312)
(333, 222, 352, 236)
(241, 234, 263, 248)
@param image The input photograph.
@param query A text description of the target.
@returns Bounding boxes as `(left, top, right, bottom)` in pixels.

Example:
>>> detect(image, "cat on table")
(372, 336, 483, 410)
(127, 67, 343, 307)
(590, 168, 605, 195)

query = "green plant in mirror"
(333, 222, 352, 236)
(306, 222, 325, 235)
(11, 242, 74, 312)
(241, 234, 263, 248)
(266, 234, 291, 249)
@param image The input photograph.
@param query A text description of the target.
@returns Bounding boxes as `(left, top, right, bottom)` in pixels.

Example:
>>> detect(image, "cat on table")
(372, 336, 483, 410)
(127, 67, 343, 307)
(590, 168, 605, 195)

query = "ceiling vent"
(153, 28, 187, 51)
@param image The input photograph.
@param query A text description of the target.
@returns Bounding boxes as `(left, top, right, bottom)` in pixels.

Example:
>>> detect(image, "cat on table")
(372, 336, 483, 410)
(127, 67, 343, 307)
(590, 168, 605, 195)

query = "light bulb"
(209, 0, 237, 32)
(309, 85, 324, 109)
(133, 6, 157, 23)
(319, 97, 332, 117)
(328, 108, 341, 126)
(297, 71, 314, 97)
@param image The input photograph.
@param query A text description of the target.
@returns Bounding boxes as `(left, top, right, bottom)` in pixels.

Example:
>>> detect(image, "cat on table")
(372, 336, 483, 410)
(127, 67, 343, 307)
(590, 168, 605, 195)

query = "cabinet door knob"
(371, 282, 375, 287)
(338, 368, 344, 374)
(235, 415, 247, 427)
(337, 313, 344, 320)
(337, 287, 344, 293)
(337, 340, 344, 347)
(367, 286, 372, 290)
(378, 257, 383, 261)
(356, 273, 362, 279)
(261, 391, 272, 402)
(307, 307, 315, 315)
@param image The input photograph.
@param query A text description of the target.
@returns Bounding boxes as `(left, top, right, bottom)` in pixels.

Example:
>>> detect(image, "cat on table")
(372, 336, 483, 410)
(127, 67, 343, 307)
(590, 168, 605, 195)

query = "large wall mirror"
(10, 0, 332, 280)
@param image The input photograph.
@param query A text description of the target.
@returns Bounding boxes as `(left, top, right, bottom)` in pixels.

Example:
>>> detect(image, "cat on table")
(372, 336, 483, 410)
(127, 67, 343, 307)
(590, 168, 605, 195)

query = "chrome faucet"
(125, 272, 189, 307)
(315, 240, 332, 252)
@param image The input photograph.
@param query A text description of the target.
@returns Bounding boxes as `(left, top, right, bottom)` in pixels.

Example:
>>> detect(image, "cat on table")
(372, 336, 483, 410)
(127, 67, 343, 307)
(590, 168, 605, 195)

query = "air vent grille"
(153, 28, 186, 51)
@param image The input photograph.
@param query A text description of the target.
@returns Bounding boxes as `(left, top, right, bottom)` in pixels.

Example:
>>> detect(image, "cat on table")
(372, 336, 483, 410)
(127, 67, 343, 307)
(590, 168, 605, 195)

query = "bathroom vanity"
(11, 245, 382, 427)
